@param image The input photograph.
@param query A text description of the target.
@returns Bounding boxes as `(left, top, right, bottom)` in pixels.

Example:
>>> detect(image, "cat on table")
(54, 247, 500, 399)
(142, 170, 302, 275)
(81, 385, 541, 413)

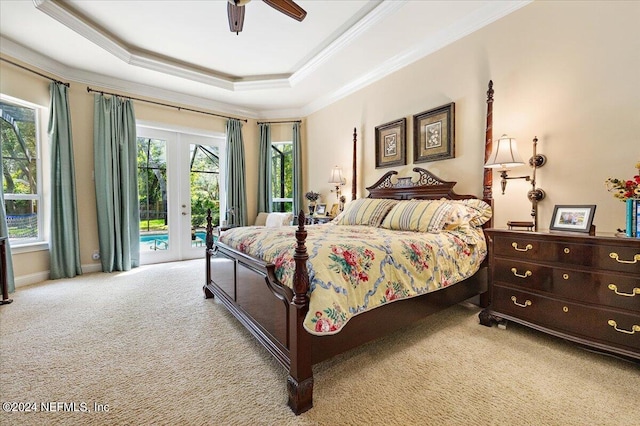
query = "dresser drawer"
(493, 258, 640, 311)
(492, 234, 640, 274)
(492, 285, 640, 352)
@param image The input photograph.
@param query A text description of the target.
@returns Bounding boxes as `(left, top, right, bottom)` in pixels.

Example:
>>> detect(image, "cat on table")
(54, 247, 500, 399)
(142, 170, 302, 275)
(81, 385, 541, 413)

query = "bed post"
(479, 81, 494, 309)
(203, 208, 214, 299)
(287, 210, 313, 415)
(483, 80, 494, 209)
(352, 127, 357, 201)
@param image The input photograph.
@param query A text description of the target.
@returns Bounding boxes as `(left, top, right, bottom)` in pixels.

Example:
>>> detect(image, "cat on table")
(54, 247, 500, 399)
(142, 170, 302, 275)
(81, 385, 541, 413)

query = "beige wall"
(306, 1, 640, 233)
(2, 1, 639, 284)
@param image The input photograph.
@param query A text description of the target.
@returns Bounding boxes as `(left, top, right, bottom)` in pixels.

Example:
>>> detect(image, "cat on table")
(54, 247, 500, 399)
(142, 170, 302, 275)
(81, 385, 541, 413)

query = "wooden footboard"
(204, 211, 314, 413)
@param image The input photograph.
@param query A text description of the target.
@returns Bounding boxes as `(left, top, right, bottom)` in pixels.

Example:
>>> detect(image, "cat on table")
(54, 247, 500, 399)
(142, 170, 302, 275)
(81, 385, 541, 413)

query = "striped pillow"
(380, 199, 456, 232)
(334, 198, 398, 227)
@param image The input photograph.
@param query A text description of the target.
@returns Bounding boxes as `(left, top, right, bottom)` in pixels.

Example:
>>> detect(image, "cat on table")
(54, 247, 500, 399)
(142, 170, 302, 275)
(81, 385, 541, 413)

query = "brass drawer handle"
(512, 242, 533, 252)
(511, 268, 532, 278)
(607, 320, 640, 335)
(607, 284, 640, 297)
(609, 252, 640, 264)
(562, 273, 569, 280)
(511, 296, 532, 308)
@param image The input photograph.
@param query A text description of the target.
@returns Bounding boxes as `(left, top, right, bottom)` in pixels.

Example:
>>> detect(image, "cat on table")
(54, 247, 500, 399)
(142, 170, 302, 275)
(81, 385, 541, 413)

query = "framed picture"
(329, 203, 339, 217)
(315, 203, 327, 215)
(413, 102, 455, 163)
(549, 205, 596, 233)
(375, 118, 406, 169)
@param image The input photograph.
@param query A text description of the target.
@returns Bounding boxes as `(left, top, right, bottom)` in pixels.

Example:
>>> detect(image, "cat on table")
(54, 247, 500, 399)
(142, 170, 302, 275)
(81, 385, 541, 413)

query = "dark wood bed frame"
(203, 81, 496, 415)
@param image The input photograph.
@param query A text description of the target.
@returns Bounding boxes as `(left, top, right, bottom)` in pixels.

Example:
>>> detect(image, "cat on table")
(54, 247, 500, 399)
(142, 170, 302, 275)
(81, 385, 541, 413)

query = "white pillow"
(265, 212, 292, 227)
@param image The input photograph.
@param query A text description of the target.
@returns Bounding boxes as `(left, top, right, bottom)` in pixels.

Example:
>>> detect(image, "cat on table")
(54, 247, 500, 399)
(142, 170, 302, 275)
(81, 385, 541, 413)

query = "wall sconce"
(328, 166, 346, 201)
(484, 135, 547, 230)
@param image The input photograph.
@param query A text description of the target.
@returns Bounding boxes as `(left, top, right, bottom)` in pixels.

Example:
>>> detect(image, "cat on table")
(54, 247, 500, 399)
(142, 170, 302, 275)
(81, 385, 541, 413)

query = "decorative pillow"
(254, 212, 270, 226)
(265, 212, 293, 227)
(449, 199, 493, 227)
(334, 198, 398, 227)
(380, 199, 456, 232)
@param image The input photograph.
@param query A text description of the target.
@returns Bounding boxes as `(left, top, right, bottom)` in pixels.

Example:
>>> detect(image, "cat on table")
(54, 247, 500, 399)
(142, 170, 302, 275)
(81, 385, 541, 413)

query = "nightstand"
(479, 228, 640, 361)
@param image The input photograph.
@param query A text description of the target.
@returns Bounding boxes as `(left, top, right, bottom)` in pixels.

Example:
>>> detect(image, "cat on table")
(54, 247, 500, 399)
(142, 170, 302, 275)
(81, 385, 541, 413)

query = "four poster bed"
(203, 81, 497, 414)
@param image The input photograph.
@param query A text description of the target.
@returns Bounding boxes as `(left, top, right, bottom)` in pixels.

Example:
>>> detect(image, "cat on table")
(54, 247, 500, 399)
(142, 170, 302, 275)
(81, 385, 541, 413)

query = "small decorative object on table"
(605, 161, 640, 237)
(329, 203, 339, 218)
(305, 191, 319, 215)
(507, 221, 534, 231)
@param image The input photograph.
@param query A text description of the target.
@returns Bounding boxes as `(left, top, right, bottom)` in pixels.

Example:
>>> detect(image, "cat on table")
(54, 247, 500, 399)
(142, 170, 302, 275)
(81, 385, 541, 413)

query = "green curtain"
(292, 122, 303, 216)
(48, 82, 82, 279)
(93, 94, 140, 272)
(0, 154, 15, 294)
(225, 119, 248, 226)
(257, 123, 272, 213)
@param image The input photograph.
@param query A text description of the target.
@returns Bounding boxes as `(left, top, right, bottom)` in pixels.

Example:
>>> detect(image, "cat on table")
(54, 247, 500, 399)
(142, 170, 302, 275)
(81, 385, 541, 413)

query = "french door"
(136, 125, 225, 264)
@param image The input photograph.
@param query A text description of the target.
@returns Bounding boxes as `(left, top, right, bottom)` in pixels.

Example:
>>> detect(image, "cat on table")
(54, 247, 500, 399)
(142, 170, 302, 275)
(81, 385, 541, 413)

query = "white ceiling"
(0, 0, 529, 119)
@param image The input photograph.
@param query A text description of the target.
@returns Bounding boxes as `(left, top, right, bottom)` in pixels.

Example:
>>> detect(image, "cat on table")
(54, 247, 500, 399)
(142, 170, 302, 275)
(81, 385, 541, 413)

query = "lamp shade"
(484, 135, 525, 168)
(328, 166, 344, 184)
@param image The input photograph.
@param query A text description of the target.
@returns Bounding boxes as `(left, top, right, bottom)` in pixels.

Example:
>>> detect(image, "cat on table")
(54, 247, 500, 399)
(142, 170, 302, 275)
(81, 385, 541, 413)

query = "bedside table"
(479, 228, 640, 361)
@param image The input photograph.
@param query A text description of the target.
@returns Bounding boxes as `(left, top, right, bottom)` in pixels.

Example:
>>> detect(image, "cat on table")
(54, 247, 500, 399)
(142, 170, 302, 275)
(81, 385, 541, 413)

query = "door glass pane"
(189, 144, 219, 247)
(137, 138, 168, 251)
(271, 142, 292, 212)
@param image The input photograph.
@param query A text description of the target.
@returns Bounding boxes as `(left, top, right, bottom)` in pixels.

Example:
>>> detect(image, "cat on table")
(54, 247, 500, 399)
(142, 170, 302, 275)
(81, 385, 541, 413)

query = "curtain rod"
(1, 57, 70, 87)
(86, 87, 248, 122)
(257, 120, 302, 125)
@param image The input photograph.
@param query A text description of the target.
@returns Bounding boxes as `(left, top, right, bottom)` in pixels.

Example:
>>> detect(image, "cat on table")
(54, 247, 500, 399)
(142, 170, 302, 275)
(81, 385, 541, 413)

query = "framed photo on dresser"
(549, 204, 596, 233)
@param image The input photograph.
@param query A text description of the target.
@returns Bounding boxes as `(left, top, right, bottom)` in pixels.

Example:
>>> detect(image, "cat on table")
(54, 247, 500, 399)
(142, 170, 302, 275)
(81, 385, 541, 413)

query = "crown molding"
(0, 36, 260, 119)
(289, 0, 401, 87)
(31, 0, 400, 93)
(33, 0, 245, 94)
(298, 0, 532, 117)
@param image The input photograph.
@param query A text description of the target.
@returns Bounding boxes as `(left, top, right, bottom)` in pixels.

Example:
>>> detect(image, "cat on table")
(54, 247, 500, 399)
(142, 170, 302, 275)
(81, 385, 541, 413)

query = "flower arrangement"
(305, 191, 320, 202)
(605, 162, 640, 201)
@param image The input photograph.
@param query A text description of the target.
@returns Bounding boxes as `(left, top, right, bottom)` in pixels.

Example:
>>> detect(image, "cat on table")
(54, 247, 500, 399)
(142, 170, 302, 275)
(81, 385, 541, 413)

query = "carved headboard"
(366, 167, 476, 200)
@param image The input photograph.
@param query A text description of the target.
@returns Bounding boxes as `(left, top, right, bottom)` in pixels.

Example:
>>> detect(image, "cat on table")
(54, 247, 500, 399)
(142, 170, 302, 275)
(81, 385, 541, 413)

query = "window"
(271, 141, 292, 212)
(1, 97, 43, 245)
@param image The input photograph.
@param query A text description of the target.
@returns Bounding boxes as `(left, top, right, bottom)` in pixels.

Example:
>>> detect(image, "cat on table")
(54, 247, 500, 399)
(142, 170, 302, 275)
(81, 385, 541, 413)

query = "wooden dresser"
(479, 229, 639, 361)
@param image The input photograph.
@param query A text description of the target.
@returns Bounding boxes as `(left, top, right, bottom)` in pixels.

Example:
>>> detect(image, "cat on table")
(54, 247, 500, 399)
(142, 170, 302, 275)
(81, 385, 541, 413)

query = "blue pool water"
(140, 232, 207, 250)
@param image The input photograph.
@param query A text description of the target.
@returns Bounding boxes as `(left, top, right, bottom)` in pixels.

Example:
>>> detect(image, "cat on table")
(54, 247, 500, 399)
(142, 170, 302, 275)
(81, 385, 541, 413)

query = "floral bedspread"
(218, 223, 487, 336)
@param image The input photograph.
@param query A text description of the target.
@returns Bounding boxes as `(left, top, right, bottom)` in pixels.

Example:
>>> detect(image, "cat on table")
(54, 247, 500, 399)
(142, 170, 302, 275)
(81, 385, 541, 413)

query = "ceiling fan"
(227, 0, 307, 34)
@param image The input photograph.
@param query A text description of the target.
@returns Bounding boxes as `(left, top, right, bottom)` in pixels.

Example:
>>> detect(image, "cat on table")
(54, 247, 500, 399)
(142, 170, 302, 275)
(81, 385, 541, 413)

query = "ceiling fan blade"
(227, 2, 246, 34)
(262, 0, 307, 22)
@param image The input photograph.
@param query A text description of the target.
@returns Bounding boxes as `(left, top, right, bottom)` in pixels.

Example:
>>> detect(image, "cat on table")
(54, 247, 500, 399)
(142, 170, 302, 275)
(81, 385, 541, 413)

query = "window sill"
(10, 241, 49, 254)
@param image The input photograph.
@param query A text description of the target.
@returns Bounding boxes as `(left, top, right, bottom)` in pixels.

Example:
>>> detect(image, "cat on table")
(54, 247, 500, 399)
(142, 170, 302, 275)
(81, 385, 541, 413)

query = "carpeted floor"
(1, 260, 638, 425)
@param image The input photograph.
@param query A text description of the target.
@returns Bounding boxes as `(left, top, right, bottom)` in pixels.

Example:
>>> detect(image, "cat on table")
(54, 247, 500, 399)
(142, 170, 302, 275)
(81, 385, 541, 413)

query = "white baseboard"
(14, 263, 104, 288)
